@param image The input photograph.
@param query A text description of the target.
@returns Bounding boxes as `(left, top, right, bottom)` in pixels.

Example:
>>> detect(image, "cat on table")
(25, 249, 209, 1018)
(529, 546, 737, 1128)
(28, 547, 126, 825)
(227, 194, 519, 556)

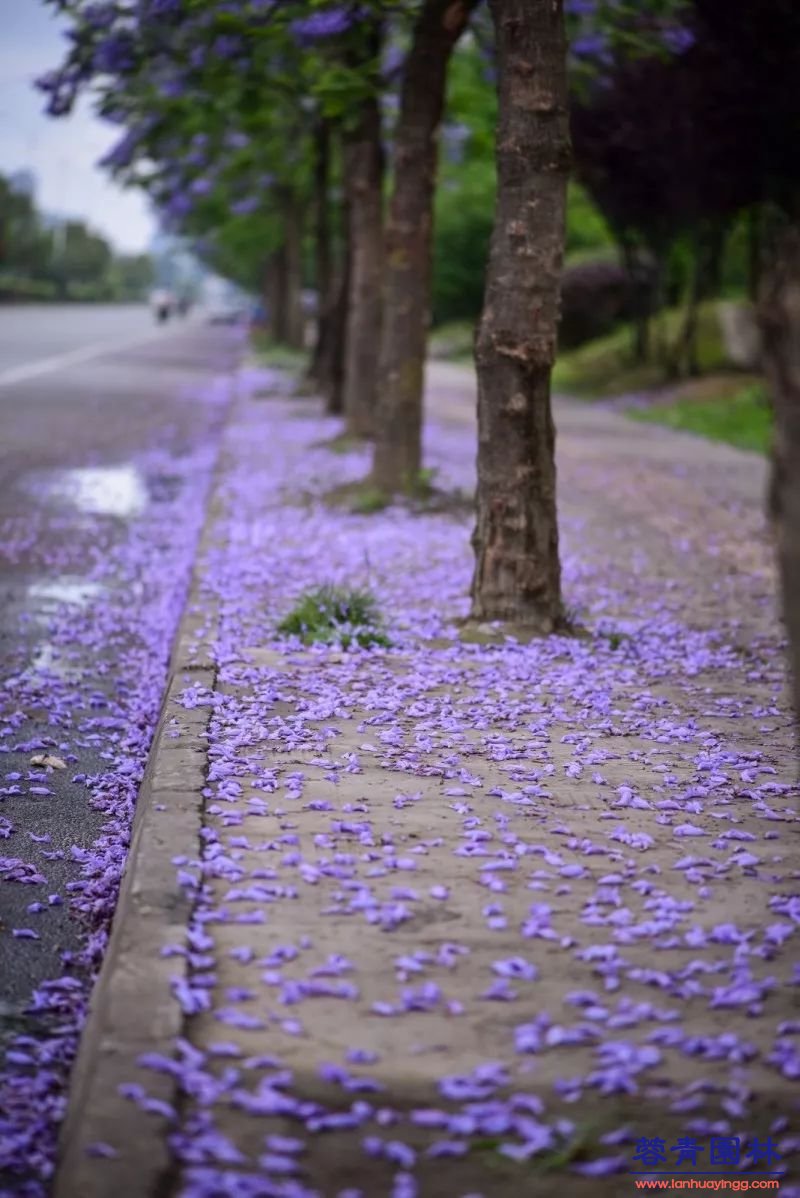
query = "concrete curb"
(53, 393, 230, 1198)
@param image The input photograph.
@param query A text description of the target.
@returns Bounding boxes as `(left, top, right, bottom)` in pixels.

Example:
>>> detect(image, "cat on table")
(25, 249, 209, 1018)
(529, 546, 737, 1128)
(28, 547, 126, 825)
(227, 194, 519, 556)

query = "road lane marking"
(0, 327, 177, 389)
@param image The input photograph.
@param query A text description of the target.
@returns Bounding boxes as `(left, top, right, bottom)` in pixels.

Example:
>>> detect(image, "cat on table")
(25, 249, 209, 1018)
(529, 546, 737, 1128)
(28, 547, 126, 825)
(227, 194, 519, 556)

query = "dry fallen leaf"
(30, 754, 67, 770)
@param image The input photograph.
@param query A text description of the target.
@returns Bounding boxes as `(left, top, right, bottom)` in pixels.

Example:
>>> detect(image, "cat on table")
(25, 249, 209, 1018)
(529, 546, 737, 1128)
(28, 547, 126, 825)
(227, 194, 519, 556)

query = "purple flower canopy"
(231, 196, 260, 216)
(290, 7, 358, 44)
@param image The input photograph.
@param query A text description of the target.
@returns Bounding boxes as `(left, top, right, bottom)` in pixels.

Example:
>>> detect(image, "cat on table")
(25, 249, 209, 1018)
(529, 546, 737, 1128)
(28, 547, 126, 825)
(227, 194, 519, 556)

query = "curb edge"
(52, 374, 235, 1198)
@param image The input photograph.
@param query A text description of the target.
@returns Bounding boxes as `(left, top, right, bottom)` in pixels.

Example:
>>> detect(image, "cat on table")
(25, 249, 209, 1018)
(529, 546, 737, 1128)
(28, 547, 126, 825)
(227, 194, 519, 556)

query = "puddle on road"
(2, 577, 108, 687)
(28, 578, 104, 608)
(27, 464, 148, 519)
(28, 642, 77, 678)
(58, 464, 148, 518)
(5, 641, 84, 686)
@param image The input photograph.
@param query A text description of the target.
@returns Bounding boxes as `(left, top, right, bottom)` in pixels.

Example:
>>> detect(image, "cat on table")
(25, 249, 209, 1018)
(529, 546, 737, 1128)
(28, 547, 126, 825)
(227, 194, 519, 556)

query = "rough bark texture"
(342, 93, 384, 438)
(759, 223, 800, 752)
(469, 0, 570, 629)
(371, 0, 478, 491)
(308, 120, 333, 389)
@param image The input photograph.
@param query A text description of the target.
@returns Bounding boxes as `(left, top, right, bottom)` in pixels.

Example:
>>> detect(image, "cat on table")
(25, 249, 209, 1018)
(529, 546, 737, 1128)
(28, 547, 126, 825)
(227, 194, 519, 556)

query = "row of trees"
(41, 0, 688, 623)
(568, 0, 800, 731)
(570, 1, 800, 382)
(42, 0, 800, 725)
(0, 171, 152, 302)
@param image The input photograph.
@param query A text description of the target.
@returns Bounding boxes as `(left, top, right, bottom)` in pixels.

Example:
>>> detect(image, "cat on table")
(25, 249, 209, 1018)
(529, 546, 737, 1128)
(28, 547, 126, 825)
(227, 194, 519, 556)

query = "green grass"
(277, 584, 390, 649)
(350, 487, 390, 514)
(325, 469, 442, 515)
(314, 433, 363, 456)
(429, 320, 475, 362)
(552, 302, 729, 398)
(552, 300, 771, 454)
(629, 380, 772, 454)
(250, 330, 308, 372)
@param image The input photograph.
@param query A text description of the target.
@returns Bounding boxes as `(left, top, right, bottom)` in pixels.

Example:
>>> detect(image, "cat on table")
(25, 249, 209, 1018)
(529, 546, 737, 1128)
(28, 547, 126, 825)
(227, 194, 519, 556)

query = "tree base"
(457, 614, 578, 644)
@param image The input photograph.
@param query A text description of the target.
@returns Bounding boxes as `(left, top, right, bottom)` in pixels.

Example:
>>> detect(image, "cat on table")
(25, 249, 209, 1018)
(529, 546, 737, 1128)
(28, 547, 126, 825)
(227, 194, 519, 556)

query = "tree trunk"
(261, 250, 281, 340)
(271, 244, 288, 343)
(282, 196, 305, 351)
(621, 237, 650, 364)
(325, 194, 351, 415)
(371, 0, 478, 492)
(670, 223, 725, 379)
(308, 119, 333, 389)
(670, 230, 703, 380)
(649, 247, 670, 372)
(469, 0, 570, 630)
(342, 86, 384, 437)
(759, 222, 800, 755)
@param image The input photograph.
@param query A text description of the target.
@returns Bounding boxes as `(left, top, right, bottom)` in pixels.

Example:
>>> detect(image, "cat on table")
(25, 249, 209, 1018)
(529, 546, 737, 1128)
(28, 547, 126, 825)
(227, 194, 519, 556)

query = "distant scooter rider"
(150, 289, 174, 323)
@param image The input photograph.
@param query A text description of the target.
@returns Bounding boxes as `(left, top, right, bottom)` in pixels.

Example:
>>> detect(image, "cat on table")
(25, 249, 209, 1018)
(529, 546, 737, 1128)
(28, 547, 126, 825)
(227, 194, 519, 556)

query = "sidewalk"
(55, 363, 799, 1198)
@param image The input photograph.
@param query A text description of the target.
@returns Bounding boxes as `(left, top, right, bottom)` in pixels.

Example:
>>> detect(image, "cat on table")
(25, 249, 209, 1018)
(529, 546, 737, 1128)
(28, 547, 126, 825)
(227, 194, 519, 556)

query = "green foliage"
(718, 211, 757, 300)
(0, 175, 53, 280)
(429, 320, 475, 361)
(565, 182, 614, 261)
(110, 253, 154, 300)
(433, 161, 494, 325)
(350, 486, 390, 515)
(0, 170, 145, 301)
(251, 330, 308, 372)
(432, 36, 496, 325)
(629, 380, 771, 454)
(49, 0, 390, 291)
(412, 466, 438, 495)
(431, 30, 614, 327)
(277, 584, 390, 648)
(57, 220, 113, 286)
(553, 302, 730, 396)
(0, 273, 58, 300)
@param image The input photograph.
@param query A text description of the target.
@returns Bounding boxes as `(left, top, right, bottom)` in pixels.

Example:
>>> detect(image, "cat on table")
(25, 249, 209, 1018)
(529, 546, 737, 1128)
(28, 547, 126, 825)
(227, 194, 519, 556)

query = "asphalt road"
(0, 303, 170, 383)
(0, 304, 238, 1049)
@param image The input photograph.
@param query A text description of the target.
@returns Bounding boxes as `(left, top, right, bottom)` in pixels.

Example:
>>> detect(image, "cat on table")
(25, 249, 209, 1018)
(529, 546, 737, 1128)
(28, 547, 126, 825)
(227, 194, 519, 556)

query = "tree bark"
(325, 193, 351, 415)
(371, 0, 478, 491)
(759, 222, 800, 754)
(269, 246, 288, 343)
(669, 228, 703, 380)
(261, 250, 281, 340)
(621, 237, 650, 364)
(281, 195, 305, 351)
(469, 0, 570, 630)
(308, 119, 333, 389)
(342, 86, 384, 437)
(670, 223, 725, 379)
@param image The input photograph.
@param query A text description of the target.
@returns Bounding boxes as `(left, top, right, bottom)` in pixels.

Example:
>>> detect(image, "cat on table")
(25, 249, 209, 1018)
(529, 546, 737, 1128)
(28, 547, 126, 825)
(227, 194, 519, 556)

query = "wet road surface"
(0, 305, 238, 1044)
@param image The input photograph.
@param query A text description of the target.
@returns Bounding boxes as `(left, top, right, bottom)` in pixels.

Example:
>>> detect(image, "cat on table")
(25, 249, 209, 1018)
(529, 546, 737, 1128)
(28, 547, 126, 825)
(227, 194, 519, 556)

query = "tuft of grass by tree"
(277, 584, 390, 649)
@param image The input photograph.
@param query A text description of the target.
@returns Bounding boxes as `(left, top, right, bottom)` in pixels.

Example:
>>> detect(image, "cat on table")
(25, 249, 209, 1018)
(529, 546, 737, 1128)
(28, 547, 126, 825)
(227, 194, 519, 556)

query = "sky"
(0, 0, 156, 252)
